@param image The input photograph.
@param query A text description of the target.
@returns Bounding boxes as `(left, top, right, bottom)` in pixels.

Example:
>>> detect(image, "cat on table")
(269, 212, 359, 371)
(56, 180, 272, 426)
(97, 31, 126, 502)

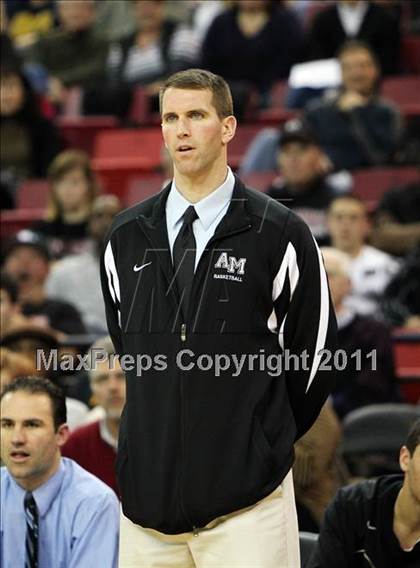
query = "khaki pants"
(119, 470, 300, 568)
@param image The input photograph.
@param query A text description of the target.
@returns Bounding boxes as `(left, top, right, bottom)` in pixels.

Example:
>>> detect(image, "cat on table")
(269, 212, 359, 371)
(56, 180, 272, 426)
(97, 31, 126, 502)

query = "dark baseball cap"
(3, 230, 50, 262)
(280, 119, 318, 147)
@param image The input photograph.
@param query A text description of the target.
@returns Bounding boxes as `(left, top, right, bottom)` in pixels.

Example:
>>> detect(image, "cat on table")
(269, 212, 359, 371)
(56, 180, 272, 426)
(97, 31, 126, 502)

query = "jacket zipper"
(137, 216, 252, 533)
(177, 223, 252, 534)
(177, 321, 198, 532)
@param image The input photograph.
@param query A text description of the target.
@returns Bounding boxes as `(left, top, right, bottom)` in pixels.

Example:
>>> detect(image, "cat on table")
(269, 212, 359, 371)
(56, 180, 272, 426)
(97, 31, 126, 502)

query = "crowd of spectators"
(1, 0, 419, 566)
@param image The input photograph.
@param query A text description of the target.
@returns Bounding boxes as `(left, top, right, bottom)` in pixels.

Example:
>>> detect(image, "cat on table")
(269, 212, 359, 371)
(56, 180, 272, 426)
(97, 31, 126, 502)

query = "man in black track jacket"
(100, 69, 337, 567)
(309, 417, 420, 568)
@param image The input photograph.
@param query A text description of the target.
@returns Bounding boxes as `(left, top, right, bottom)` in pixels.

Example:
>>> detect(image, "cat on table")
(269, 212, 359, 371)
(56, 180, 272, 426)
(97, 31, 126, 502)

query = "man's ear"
(56, 423, 70, 448)
(221, 115, 237, 145)
(399, 445, 410, 473)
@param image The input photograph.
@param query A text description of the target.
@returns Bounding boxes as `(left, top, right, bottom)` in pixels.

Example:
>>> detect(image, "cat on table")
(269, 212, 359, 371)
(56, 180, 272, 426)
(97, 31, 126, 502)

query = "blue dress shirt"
(1, 458, 119, 568)
(166, 167, 235, 270)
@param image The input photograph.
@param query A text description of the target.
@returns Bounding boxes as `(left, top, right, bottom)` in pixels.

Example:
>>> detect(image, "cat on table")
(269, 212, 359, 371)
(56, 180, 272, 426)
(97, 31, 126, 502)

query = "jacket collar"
(135, 176, 252, 304)
(139, 175, 252, 237)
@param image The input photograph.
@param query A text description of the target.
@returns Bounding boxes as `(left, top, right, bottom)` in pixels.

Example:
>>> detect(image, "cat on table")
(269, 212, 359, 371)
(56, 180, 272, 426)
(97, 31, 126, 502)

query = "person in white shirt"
(327, 194, 400, 318)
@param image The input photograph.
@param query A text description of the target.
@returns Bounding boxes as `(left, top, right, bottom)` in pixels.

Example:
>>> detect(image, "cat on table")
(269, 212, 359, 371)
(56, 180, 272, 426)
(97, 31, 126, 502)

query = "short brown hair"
(46, 149, 98, 220)
(159, 68, 234, 119)
(1, 376, 67, 431)
(406, 418, 420, 456)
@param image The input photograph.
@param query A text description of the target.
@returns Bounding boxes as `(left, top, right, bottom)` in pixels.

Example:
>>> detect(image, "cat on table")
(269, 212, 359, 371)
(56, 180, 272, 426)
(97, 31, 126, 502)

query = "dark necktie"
(173, 205, 198, 317)
(24, 491, 39, 568)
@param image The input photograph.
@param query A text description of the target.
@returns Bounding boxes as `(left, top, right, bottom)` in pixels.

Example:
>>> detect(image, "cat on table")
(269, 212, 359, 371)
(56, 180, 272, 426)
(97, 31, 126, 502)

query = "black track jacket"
(309, 475, 420, 567)
(100, 177, 337, 534)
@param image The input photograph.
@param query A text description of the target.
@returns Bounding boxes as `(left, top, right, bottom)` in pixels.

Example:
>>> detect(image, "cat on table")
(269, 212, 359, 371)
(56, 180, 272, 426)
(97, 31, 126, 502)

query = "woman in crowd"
(32, 149, 98, 258)
(0, 65, 61, 207)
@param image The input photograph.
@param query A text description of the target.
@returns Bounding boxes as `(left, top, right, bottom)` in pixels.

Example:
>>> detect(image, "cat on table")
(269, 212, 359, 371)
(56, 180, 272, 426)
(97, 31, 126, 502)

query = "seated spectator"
(32, 150, 97, 258)
(6, 0, 57, 51)
(108, 0, 197, 88)
(322, 247, 400, 418)
(0, 272, 28, 338)
(46, 195, 121, 335)
(304, 40, 403, 170)
(327, 195, 400, 317)
(267, 119, 347, 245)
(309, 417, 420, 567)
(293, 400, 347, 533)
(26, 0, 108, 106)
(0, 376, 119, 567)
(201, 0, 302, 112)
(306, 0, 400, 75)
(0, 66, 62, 206)
(98, 0, 197, 116)
(370, 182, 420, 256)
(0, 347, 36, 394)
(62, 336, 125, 496)
(2, 230, 86, 335)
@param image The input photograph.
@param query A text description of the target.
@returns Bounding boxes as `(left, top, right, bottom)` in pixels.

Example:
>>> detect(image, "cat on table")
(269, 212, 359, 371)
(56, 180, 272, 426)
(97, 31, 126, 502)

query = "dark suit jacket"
(307, 3, 400, 75)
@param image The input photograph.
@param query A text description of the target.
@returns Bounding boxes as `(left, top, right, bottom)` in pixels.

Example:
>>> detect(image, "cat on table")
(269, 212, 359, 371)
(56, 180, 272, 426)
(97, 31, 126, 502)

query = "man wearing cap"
(266, 119, 349, 246)
(2, 230, 85, 336)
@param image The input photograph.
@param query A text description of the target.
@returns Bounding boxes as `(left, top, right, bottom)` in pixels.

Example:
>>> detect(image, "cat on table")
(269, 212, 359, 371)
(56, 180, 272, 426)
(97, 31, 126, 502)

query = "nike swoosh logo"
(133, 262, 152, 272)
(366, 521, 377, 531)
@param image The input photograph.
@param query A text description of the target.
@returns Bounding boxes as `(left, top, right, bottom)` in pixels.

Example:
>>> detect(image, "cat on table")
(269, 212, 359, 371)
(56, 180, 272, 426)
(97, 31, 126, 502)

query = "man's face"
(135, 0, 163, 31)
(0, 74, 25, 116)
(88, 196, 121, 243)
(161, 88, 236, 181)
(278, 142, 322, 187)
(3, 246, 49, 298)
(91, 359, 125, 420)
(340, 48, 379, 96)
(58, 0, 94, 33)
(400, 444, 420, 505)
(327, 199, 369, 252)
(0, 391, 68, 491)
(323, 256, 351, 309)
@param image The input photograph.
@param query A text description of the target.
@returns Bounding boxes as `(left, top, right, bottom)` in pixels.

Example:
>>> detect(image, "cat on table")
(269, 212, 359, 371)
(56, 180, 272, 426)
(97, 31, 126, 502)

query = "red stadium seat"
(392, 329, 420, 404)
(381, 76, 420, 107)
(129, 87, 151, 124)
(57, 116, 118, 154)
(94, 128, 163, 161)
(401, 36, 420, 74)
(92, 128, 164, 196)
(352, 167, 420, 209)
(16, 179, 49, 209)
(254, 107, 296, 127)
(228, 124, 264, 169)
(125, 174, 165, 206)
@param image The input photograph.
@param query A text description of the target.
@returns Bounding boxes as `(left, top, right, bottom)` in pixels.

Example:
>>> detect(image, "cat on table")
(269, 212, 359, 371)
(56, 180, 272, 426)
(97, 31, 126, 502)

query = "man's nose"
(176, 117, 190, 137)
(11, 426, 26, 445)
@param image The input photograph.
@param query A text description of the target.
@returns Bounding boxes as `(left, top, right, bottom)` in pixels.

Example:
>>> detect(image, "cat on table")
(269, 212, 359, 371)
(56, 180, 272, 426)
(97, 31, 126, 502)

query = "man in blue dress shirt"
(0, 376, 119, 568)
